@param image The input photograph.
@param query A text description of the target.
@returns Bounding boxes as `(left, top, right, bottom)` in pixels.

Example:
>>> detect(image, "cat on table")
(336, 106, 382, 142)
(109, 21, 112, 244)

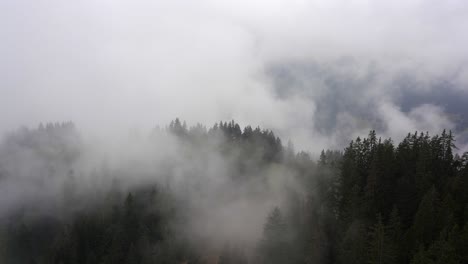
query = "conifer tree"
(366, 215, 396, 264)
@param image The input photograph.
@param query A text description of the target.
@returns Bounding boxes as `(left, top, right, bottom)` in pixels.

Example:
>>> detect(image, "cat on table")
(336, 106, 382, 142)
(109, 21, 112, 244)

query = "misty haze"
(1, 1, 468, 264)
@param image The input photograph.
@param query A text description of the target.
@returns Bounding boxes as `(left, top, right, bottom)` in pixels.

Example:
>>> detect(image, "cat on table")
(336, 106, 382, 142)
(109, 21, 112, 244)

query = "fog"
(1, 1, 468, 262)
(1, 0, 468, 151)
(0, 122, 307, 259)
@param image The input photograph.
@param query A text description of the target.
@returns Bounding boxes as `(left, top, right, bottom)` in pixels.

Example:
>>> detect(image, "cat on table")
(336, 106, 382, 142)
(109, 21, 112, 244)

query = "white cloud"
(0, 0, 467, 150)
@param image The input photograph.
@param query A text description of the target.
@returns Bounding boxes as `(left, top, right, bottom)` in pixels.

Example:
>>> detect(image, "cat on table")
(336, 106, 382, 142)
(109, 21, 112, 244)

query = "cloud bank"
(1, 0, 467, 151)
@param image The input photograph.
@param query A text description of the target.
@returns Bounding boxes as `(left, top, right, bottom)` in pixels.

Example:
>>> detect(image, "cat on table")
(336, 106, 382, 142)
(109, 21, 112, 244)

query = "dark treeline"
(0, 119, 467, 263)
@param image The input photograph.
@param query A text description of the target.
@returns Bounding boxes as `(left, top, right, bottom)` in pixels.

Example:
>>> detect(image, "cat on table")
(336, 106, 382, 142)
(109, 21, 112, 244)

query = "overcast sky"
(1, 0, 468, 152)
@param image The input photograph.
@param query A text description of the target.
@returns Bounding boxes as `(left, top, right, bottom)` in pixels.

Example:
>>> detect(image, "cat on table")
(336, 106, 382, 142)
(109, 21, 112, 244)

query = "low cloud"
(1, 0, 467, 151)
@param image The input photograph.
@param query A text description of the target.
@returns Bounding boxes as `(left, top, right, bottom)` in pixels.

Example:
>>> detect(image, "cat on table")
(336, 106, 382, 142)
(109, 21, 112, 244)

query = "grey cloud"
(1, 0, 467, 151)
(1, 1, 468, 256)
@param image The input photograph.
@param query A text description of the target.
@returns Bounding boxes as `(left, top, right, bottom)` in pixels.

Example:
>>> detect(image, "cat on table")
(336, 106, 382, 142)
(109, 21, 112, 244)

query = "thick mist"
(1, 0, 468, 152)
(1, 1, 468, 263)
(0, 122, 308, 258)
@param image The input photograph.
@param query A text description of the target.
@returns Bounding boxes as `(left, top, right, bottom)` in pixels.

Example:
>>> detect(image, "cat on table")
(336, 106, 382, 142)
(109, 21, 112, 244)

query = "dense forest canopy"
(0, 120, 467, 264)
(2, 1, 468, 263)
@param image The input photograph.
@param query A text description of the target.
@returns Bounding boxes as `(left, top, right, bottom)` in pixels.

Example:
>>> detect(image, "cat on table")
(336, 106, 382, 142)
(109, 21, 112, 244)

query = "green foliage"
(366, 215, 397, 264)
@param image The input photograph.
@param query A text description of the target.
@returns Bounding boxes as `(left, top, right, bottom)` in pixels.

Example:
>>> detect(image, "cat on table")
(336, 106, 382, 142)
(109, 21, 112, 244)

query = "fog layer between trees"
(0, 120, 467, 264)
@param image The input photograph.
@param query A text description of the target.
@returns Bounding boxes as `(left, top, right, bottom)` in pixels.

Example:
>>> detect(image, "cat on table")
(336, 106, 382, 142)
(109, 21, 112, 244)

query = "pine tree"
(337, 220, 367, 264)
(258, 207, 290, 264)
(366, 215, 396, 264)
(412, 186, 440, 247)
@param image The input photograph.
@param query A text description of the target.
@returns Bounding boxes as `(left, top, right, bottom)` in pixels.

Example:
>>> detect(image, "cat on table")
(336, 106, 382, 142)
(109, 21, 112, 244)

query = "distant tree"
(412, 186, 440, 247)
(337, 220, 367, 264)
(258, 207, 290, 264)
(366, 215, 396, 264)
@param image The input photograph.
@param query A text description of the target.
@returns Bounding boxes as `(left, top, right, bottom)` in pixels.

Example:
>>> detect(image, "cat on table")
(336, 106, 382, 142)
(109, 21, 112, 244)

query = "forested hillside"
(0, 120, 467, 264)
